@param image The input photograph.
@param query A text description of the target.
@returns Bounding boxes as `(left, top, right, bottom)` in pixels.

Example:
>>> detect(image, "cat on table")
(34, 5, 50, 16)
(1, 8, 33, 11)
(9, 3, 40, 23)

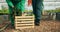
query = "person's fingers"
(12, 6, 14, 8)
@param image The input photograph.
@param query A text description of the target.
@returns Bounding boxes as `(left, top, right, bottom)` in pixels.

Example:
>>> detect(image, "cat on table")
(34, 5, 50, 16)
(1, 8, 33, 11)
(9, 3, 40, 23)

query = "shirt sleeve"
(6, 0, 14, 7)
(28, 0, 32, 6)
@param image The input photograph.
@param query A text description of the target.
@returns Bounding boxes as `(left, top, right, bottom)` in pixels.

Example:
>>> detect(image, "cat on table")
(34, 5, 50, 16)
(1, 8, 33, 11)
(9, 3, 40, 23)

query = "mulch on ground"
(0, 20, 60, 32)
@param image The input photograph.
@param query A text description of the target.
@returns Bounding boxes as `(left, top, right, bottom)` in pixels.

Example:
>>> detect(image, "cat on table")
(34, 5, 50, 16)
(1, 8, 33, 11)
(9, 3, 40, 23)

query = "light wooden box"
(15, 16, 34, 29)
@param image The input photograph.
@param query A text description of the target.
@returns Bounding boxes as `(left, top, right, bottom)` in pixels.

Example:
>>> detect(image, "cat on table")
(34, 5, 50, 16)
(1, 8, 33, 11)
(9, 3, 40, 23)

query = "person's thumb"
(12, 6, 14, 8)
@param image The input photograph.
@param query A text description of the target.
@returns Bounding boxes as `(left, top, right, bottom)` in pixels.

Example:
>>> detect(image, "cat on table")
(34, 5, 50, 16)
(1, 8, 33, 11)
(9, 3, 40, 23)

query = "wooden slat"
(15, 26, 34, 29)
(15, 19, 34, 22)
(15, 20, 34, 22)
(15, 24, 34, 26)
(15, 21, 34, 23)
(15, 24, 34, 29)
(15, 17, 34, 19)
(15, 16, 34, 18)
(15, 22, 34, 24)
(16, 26, 34, 27)
(15, 23, 33, 24)
(15, 19, 34, 20)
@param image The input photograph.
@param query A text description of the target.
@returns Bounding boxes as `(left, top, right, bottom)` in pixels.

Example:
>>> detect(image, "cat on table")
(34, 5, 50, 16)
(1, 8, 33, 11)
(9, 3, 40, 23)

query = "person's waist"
(11, 0, 21, 2)
(14, 0, 21, 2)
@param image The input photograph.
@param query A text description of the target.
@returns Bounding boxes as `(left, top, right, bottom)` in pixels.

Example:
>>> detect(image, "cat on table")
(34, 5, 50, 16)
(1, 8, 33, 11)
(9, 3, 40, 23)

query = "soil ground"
(0, 20, 60, 32)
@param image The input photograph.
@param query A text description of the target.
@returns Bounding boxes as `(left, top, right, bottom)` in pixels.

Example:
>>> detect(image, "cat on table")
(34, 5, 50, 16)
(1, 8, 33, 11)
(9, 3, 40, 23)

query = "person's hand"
(12, 6, 14, 8)
(12, 6, 15, 12)
(28, 0, 32, 6)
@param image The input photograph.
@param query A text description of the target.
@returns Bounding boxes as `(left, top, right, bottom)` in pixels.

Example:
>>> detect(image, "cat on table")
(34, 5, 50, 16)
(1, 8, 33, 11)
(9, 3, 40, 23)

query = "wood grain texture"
(15, 16, 34, 29)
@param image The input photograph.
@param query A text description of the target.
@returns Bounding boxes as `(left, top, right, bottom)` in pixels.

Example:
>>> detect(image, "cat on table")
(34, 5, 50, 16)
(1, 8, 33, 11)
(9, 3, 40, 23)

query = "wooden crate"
(15, 16, 34, 29)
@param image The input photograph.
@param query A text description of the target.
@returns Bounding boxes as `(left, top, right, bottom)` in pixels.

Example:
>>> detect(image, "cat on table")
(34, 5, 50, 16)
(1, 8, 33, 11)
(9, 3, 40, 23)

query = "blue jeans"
(32, 0, 44, 22)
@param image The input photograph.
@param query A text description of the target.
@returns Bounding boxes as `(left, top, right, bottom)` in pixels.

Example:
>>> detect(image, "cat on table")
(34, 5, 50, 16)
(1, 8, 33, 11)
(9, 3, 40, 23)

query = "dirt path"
(1, 20, 60, 32)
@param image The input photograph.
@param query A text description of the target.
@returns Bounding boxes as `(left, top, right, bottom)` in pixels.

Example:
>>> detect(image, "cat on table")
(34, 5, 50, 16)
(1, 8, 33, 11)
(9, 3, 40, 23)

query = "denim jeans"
(32, 0, 44, 22)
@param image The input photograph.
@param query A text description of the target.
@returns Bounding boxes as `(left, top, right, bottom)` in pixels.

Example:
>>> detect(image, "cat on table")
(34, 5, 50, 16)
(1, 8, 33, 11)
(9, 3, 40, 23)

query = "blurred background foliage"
(0, 5, 60, 15)
(46, 8, 60, 13)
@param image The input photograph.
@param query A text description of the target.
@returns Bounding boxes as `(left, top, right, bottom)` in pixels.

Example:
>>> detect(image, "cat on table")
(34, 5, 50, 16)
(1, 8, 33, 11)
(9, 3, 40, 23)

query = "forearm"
(6, 0, 14, 7)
